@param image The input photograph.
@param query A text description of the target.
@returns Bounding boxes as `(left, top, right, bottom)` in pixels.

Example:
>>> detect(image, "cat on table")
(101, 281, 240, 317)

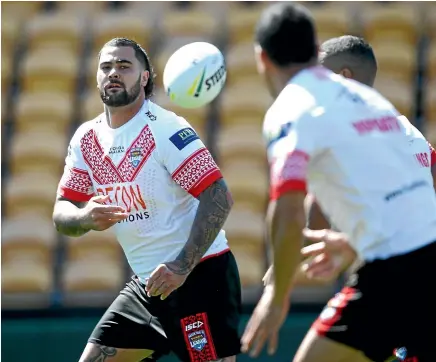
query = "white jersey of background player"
(264, 67, 436, 261)
(58, 100, 229, 280)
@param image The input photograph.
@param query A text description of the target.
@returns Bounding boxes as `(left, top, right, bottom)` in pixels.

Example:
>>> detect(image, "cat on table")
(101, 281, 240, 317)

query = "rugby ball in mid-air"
(163, 42, 226, 109)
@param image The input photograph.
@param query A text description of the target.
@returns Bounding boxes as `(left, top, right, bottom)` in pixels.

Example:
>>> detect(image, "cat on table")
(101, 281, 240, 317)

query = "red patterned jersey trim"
(172, 148, 222, 197)
(58, 167, 94, 202)
(80, 125, 156, 184)
(270, 149, 309, 200)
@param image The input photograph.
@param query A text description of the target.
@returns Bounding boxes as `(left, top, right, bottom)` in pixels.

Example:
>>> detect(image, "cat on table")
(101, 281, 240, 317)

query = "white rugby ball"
(163, 42, 227, 109)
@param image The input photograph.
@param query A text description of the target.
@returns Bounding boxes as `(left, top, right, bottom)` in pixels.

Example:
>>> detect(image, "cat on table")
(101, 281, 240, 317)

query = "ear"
(141, 70, 150, 87)
(340, 68, 353, 80)
(254, 43, 274, 74)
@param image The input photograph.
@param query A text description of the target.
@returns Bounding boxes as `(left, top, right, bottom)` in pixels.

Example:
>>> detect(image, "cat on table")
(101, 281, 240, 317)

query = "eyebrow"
(100, 59, 133, 66)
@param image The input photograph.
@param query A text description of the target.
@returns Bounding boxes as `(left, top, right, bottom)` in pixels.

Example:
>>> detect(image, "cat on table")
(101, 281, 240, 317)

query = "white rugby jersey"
(57, 100, 229, 280)
(263, 66, 436, 262)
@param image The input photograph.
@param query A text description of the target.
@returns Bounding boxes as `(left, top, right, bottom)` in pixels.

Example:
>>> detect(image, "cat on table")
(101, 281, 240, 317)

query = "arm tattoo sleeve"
(53, 196, 90, 237)
(167, 178, 233, 275)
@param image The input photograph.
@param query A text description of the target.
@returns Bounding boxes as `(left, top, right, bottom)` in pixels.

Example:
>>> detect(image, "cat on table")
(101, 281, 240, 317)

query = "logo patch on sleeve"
(170, 127, 199, 150)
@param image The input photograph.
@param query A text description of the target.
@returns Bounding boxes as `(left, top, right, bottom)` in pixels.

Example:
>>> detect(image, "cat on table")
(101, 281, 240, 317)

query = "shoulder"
(263, 84, 316, 145)
(147, 101, 197, 143)
(69, 115, 103, 146)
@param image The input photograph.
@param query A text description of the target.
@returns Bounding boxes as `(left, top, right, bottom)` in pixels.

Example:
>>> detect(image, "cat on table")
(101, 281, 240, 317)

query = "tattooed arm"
(145, 177, 233, 299)
(168, 177, 234, 275)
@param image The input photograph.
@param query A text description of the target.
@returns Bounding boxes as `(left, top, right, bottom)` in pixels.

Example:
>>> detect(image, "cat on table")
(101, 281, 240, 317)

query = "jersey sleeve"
(156, 117, 223, 197)
(428, 141, 436, 167)
(269, 116, 316, 200)
(57, 128, 95, 202)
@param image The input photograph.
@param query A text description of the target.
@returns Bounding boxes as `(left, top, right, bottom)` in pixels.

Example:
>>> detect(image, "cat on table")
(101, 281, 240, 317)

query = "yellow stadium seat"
(427, 44, 436, 82)
(65, 229, 119, 260)
(218, 122, 266, 163)
(152, 88, 209, 141)
(2, 51, 12, 94)
(426, 6, 436, 40)
(371, 40, 417, 83)
(374, 77, 414, 120)
(2, 213, 57, 256)
(225, 42, 258, 86)
(15, 91, 73, 133)
(363, 3, 421, 45)
(56, 1, 107, 16)
(1, 16, 21, 54)
(231, 242, 266, 288)
(425, 81, 436, 124)
(220, 79, 272, 125)
(227, 5, 268, 46)
(2, 1, 43, 22)
(85, 55, 99, 89)
(4, 172, 63, 219)
(221, 160, 269, 212)
(63, 239, 124, 293)
(20, 47, 79, 94)
(9, 130, 67, 175)
(26, 13, 84, 52)
(309, 3, 352, 40)
(82, 90, 104, 122)
(224, 206, 266, 286)
(92, 11, 153, 54)
(161, 9, 219, 38)
(124, 1, 172, 19)
(2, 254, 53, 295)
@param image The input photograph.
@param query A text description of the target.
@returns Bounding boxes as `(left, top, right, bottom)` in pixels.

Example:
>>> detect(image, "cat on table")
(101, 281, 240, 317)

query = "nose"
(108, 68, 120, 80)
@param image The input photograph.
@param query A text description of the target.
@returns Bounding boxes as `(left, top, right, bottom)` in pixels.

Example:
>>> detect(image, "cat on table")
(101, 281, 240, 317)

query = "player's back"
(265, 66, 436, 261)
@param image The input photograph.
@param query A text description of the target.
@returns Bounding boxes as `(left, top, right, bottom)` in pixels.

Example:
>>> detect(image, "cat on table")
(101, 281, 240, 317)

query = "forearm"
(170, 178, 233, 274)
(269, 194, 306, 304)
(53, 197, 89, 237)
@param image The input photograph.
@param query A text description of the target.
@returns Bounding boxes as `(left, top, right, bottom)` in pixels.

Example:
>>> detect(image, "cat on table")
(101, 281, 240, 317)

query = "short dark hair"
(255, 2, 318, 66)
(319, 35, 377, 86)
(99, 37, 156, 99)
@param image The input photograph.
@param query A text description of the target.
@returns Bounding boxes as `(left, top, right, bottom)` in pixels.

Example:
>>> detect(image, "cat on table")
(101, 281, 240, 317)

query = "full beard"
(100, 76, 141, 107)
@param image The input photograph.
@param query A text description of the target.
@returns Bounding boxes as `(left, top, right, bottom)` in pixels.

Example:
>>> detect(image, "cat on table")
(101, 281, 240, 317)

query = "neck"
(272, 59, 319, 97)
(106, 97, 145, 129)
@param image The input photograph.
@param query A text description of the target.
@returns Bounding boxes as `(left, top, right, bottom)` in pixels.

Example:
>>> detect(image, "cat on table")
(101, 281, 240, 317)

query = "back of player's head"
(99, 37, 155, 98)
(255, 2, 318, 66)
(319, 35, 377, 87)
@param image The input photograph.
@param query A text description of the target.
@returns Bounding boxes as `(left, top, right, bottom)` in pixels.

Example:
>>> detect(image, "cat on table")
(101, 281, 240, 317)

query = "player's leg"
(293, 262, 398, 362)
(163, 251, 242, 362)
(79, 277, 171, 362)
(293, 329, 373, 362)
(79, 343, 153, 362)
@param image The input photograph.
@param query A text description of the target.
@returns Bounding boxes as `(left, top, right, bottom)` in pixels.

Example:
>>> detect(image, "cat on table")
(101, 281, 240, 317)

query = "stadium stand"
(1, 1, 430, 309)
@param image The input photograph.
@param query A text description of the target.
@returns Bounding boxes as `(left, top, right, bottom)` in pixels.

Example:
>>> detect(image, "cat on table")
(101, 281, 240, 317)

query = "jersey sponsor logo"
(384, 180, 428, 202)
(96, 184, 150, 221)
(185, 321, 203, 331)
(352, 115, 400, 135)
(170, 127, 199, 150)
(129, 147, 143, 167)
(109, 146, 125, 155)
(145, 110, 157, 121)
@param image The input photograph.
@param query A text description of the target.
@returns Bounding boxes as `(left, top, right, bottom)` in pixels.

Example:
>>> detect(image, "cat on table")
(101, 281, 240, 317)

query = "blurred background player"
(304, 36, 436, 281)
(53, 37, 241, 362)
(241, 3, 436, 362)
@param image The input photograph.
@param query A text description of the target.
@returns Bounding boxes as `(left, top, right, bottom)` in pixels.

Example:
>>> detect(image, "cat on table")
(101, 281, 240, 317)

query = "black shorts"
(89, 251, 242, 362)
(312, 241, 436, 362)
